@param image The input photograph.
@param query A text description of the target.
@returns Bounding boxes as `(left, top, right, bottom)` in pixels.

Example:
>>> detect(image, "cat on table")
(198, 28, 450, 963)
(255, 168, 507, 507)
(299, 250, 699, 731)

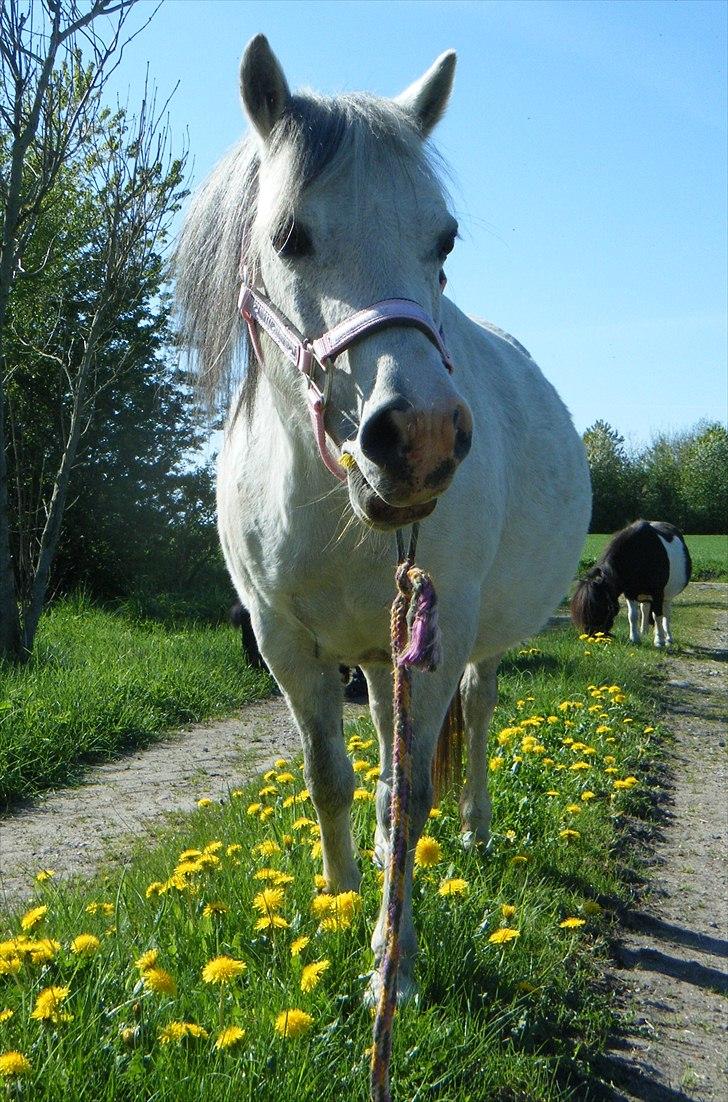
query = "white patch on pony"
(654, 528, 689, 600)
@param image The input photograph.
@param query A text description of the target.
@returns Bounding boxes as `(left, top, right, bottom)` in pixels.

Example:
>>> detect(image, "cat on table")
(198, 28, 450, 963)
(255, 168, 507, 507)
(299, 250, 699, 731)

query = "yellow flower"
(20, 906, 47, 932)
(258, 785, 278, 797)
(143, 968, 177, 996)
(159, 1021, 208, 1044)
(290, 936, 310, 957)
(134, 949, 159, 973)
(365, 766, 380, 781)
(581, 791, 596, 802)
(643, 726, 655, 734)
(489, 756, 504, 772)
(414, 836, 442, 868)
(197, 798, 213, 808)
(202, 901, 229, 918)
(28, 938, 60, 964)
(226, 843, 243, 856)
(275, 1009, 313, 1038)
(314, 874, 327, 890)
(145, 881, 166, 898)
(0, 1010, 13, 1024)
(565, 804, 582, 815)
(488, 927, 520, 945)
(510, 855, 529, 865)
(34, 869, 55, 883)
(353, 788, 373, 801)
(428, 807, 442, 819)
(293, 817, 316, 831)
(352, 759, 370, 774)
(204, 841, 223, 854)
(202, 956, 246, 985)
(501, 904, 517, 919)
(560, 917, 586, 929)
(559, 828, 581, 840)
(0, 959, 20, 976)
(595, 725, 611, 735)
(546, 789, 560, 797)
(570, 762, 590, 772)
(254, 888, 285, 914)
(275, 758, 289, 769)
(276, 772, 295, 784)
(30, 985, 71, 1022)
(0, 1051, 31, 1078)
(613, 777, 638, 789)
(85, 901, 114, 916)
(300, 960, 331, 992)
(253, 841, 281, 858)
(259, 807, 274, 822)
(215, 1025, 246, 1050)
(247, 803, 262, 816)
(255, 913, 289, 931)
(311, 895, 334, 919)
(71, 934, 101, 956)
(438, 878, 469, 897)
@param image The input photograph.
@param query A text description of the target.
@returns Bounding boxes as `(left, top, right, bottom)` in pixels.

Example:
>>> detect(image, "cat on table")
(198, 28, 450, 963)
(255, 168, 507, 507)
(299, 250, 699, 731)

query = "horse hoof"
(461, 828, 490, 851)
(364, 968, 418, 1008)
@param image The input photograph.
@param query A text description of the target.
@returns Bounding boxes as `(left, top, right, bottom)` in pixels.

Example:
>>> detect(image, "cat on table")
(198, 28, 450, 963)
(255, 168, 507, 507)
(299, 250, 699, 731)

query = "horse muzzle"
(346, 397, 473, 530)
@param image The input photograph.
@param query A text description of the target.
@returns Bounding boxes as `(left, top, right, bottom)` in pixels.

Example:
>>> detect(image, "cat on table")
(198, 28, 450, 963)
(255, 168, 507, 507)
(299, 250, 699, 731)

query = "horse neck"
(597, 561, 621, 596)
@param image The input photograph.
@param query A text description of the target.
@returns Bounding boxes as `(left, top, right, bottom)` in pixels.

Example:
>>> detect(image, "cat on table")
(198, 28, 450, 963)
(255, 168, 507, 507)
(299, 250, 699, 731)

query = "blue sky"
(109, 0, 726, 449)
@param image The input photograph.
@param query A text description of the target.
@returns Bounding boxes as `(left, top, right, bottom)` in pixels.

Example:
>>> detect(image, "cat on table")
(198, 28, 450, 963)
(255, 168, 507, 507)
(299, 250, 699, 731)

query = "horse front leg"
(460, 655, 501, 846)
(626, 599, 642, 643)
(256, 621, 360, 893)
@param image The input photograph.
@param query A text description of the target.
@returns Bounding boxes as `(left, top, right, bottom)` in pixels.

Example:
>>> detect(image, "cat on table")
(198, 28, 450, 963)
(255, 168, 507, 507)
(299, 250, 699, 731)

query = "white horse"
(176, 35, 591, 1000)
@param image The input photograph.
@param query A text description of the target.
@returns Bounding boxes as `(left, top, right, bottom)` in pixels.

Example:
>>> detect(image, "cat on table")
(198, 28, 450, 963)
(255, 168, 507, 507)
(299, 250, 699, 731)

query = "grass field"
(0, 595, 272, 808)
(0, 598, 698, 1100)
(580, 532, 726, 580)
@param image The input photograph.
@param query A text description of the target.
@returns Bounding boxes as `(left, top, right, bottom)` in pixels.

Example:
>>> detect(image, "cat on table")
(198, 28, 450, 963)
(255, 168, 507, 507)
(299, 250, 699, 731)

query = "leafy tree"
(679, 422, 728, 534)
(582, 420, 637, 531)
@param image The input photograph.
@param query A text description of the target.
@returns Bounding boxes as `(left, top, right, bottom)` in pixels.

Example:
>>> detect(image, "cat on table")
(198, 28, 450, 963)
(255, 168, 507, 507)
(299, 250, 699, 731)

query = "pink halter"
(238, 275, 453, 481)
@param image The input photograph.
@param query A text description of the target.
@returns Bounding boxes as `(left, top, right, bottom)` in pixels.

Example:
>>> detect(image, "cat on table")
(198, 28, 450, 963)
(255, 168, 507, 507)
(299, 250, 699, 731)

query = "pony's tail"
(431, 684, 463, 805)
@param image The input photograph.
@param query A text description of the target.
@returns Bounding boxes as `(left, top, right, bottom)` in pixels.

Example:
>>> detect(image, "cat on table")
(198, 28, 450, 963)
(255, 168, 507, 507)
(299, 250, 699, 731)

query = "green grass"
(580, 532, 727, 580)
(0, 595, 272, 808)
(0, 602, 696, 1101)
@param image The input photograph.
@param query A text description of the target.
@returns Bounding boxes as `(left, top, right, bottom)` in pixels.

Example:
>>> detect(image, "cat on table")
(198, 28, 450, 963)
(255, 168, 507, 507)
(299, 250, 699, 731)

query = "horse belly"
(656, 532, 689, 599)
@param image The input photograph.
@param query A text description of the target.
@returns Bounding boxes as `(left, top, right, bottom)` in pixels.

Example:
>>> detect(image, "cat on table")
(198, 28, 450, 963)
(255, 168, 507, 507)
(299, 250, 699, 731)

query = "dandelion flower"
(500, 904, 517, 919)
(30, 986, 71, 1022)
(275, 1009, 313, 1038)
(510, 855, 529, 865)
(560, 917, 586, 929)
(20, 906, 47, 932)
(290, 936, 310, 957)
(253, 841, 281, 858)
(35, 869, 55, 883)
(202, 956, 246, 985)
(253, 888, 285, 914)
(0, 1010, 13, 1024)
(414, 836, 442, 868)
(314, 874, 327, 890)
(0, 959, 21, 977)
(546, 789, 560, 797)
(226, 843, 243, 856)
(197, 798, 213, 808)
(428, 807, 442, 819)
(275, 758, 289, 768)
(300, 960, 331, 992)
(276, 772, 295, 784)
(159, 1021, 208, 1044)
(142, 968, 177, 996)
(565, 804, 582, 815)
(570, 762, 590, 772)
(85, 901, 114, 916)
(581, 791, 596, 802)
(255, 914, 289, 931)
(0, 1052, 31, 1078)
(215, 1025, 246, 1050)
(488, 928, 520, 945)
(28, 938, 60, 964)
(559, 828, 581, 840)
(311, 895, 334, 919)
(353, 788, 373, 801)
(135, 949, 159, 973)
(202, 901, 229, 918)
(71, 934, 101, 956)
(438, 878, 469, 897)
(293, 817, 316, 831)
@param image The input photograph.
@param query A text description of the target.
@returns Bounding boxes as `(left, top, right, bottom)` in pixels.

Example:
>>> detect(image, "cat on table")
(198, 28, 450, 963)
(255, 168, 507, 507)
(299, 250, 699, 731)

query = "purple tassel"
(397, 571, 442, 672)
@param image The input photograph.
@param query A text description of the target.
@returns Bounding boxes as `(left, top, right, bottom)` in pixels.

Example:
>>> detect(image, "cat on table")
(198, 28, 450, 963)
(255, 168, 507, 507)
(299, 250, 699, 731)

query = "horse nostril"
(453, 403, 473, 462)
(358, 402, 407, 471)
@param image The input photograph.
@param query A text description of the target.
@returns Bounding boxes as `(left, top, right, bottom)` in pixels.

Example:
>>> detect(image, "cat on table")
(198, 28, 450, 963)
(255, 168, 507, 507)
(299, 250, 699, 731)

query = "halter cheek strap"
(238, 277, 454, 482)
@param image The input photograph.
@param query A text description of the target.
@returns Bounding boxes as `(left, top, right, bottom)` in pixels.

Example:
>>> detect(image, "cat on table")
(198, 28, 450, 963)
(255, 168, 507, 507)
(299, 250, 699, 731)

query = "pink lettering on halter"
(238, 278, 454, 481)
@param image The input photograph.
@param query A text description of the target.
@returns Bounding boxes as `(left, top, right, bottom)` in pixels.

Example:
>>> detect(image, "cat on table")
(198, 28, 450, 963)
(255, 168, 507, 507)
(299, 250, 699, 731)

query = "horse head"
(570, 565, 620, 635)
(239, 35, 473, 530)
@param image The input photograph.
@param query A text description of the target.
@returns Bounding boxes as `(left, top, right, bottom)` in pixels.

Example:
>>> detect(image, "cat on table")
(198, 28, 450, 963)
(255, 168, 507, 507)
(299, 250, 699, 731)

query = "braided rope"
(370, 541, 442, 1102)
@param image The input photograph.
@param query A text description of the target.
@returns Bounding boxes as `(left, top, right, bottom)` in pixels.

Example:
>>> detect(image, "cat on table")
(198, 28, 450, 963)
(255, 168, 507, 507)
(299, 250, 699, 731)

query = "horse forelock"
(175, 89, 444, 415)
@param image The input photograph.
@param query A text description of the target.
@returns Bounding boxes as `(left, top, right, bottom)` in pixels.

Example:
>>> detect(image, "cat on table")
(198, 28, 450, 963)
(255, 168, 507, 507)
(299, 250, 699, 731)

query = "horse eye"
(273, 218, 313, 259)
(438, 231, 457, 264)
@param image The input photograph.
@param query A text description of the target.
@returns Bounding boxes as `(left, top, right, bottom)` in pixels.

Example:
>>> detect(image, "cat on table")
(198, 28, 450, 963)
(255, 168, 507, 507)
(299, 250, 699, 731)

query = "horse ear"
(239, 34, 291, 141)
(394, 50, 457, 137)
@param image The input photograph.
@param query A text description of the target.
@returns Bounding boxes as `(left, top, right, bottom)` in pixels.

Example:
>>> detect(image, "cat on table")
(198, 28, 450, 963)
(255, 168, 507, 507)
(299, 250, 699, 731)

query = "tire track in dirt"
(0, 698, 365, 913)
(599, 583, 727, 1102)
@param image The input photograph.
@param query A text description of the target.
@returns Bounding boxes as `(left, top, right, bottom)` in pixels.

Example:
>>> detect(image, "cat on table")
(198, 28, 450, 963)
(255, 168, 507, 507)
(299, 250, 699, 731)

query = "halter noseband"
(238, 273, 453, 482)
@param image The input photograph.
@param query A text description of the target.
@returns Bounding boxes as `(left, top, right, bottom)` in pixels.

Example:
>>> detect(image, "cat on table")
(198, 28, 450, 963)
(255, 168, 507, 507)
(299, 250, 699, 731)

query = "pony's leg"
(639, 601, 651, 636)
(460, 655, 501, 846)
(626, 599, 641, 643)
(651, 592, 667, 648)
(662, 599, 674, 645)
(257, 622, 360, 892)
(363, 665, 452, 1003)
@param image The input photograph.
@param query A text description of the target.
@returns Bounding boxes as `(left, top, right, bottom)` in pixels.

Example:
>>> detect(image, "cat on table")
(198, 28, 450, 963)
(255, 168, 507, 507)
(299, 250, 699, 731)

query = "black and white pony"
(571, 520, 692, 646)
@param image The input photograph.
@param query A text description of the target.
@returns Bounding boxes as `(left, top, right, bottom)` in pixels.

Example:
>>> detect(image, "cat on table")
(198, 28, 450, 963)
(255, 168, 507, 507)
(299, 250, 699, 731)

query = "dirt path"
(599, 583, 727, 1102)
(0, 698, 365, 912)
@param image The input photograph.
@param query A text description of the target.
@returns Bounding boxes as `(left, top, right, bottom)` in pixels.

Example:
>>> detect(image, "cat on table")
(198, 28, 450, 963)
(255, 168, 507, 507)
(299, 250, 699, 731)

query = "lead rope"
(370, 523, 442, 1102)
